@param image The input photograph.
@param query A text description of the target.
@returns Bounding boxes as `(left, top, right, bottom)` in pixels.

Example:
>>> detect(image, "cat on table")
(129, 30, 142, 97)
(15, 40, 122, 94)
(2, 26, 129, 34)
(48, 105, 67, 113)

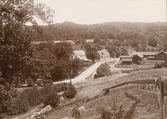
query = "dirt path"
(53, 58, 119, 84)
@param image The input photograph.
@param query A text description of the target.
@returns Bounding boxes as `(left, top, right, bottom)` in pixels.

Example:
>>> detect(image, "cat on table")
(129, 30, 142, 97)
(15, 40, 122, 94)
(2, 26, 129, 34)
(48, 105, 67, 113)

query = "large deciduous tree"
(0, 0, 54, 114)
(84, 43, 100, 62)
(0, 0, 54, 85)
(51, 42, 73, 81)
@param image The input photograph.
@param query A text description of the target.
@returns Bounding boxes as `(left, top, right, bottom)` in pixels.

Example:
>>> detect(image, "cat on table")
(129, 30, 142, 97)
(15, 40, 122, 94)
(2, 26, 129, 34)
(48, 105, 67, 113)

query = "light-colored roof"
(147, 56, 155, 59)
(85, 39, 94, 42)
(155, 50, 167, 55)
(120, 55, 132, 58)
(135, 51, 167, 56)
(137, 52, 158, 56)
(121, 59, 132, 62)
(74, 50, 86, 55)
(131, 52, 143, 58)
(97, 49, 110, 56)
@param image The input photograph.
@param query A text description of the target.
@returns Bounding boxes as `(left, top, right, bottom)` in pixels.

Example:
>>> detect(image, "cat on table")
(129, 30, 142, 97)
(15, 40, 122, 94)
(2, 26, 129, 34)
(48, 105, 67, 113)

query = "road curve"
(53, 58, 119, 84)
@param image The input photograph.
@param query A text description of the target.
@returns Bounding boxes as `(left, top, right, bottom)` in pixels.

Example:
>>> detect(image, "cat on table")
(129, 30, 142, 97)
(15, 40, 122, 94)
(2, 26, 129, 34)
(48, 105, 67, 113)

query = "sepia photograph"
(0, 0, 167, 119)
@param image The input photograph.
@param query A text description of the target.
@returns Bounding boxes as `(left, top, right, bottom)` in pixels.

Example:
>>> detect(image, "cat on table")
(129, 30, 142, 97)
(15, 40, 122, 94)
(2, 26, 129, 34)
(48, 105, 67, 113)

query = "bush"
(95, 63, 111, 78)
(43, 92, 60, 108)
(53, 83, 67, 92)
(7, 93, 30, 115)
(63, 83, 77, 98)
(97, 103, 123, 119)
(27, 77, 35, 87)
(154, 62, 166, 69)
(0, 85, 18, 114)
(43, 79, 53, 86)
(36, 79, 43, 86)
(40, 84, 55, 102)
(23, 87, 42, 106)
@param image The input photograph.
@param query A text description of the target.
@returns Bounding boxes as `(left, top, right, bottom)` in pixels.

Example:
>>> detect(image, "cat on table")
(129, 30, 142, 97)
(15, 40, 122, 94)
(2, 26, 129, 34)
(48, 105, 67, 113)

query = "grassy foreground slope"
(46, 68, 167, 119)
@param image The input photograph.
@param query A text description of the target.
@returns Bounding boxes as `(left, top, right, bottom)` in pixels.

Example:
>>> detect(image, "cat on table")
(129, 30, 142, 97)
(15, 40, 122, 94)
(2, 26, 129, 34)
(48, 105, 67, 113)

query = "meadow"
(46, 67, 167, 119)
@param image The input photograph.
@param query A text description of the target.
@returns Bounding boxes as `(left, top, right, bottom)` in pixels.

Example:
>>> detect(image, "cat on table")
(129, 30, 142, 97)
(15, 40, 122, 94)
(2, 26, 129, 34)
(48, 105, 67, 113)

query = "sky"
(37, 0, 166, 25)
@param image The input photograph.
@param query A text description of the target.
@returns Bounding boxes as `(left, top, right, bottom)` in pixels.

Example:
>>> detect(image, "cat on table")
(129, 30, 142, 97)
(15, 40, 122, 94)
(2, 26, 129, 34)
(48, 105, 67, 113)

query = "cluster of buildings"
(120, 50, 167, 64)
(73, 49, 110, 61)
(31, 40, 167, 64)
(31, 40, 111, 62)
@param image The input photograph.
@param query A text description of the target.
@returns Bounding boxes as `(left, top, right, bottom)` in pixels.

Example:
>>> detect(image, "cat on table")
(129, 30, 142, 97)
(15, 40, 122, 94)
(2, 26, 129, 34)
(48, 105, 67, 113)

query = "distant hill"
(35, 21, 167, 51)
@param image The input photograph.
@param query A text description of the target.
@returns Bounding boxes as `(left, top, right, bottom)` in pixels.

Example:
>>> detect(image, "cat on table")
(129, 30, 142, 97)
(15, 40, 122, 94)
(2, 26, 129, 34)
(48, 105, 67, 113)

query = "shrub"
(27, 77, 35, 87)
(53, 83, 67, 92)
(43, 92, 60, 108)
(97, 103, 123, 119)
(154, 62, 166, 69)
(36, 79, 43, 86)
(23, 87, 42, 106)
(40, 84, 55, 102)
(7, 93, 30, 115)
(43, 79, 53, 86)
(63, 83, 77, 98)
(0, 85, 18, 114)
(95, 63, 111, 78)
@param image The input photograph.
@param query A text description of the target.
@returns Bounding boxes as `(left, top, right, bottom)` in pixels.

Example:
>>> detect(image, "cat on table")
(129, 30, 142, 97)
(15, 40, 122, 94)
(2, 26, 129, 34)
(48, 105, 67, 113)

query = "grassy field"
(45, 68, 167, 119)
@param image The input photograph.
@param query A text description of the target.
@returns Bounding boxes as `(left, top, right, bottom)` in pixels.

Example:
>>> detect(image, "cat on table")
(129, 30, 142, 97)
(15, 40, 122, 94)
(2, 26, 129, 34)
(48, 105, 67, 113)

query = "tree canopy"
(0, 0, 54, 85)
(0, 0, 54, 114)
(36, 22, 167, 52)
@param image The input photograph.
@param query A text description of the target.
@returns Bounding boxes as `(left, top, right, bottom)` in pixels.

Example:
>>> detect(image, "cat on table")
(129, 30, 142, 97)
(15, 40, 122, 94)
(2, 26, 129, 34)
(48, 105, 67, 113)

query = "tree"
(106, 45, 120, 58)
(32, 41, 56, 79)
(0, 0, 54, 85)
(84, 43, 100, 62)
(95, 63, 111, 78)
(71, 58, 81, 77)
(0, 0, 54, 114)
(53, 42, 73, 60)
(51, 59, 70, 81)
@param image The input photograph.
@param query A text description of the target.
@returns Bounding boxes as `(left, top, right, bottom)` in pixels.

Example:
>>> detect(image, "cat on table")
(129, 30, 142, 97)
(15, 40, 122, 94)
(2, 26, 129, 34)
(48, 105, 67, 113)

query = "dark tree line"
(36, 21, 167, 52)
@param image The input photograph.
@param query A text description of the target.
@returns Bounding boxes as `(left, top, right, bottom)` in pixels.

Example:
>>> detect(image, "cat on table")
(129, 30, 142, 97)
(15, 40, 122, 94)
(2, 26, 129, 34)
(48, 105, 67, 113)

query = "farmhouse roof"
(97, 49, 110, 56)
(137, 52, 158, 56)
(136, 51, 167, 56)
(121, 59, 132, 62)
(131, 52, 143, 58)
(85, 39, 94, 43)
(120, 55, 132, 58)
(74, 50, 86, 55)
(155, 50, 167, 55)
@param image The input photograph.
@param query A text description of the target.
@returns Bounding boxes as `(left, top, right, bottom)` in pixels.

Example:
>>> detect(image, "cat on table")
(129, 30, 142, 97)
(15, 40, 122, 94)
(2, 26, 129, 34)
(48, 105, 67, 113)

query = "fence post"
(158, 76, 166, 119)
(162, 78, 167, 119)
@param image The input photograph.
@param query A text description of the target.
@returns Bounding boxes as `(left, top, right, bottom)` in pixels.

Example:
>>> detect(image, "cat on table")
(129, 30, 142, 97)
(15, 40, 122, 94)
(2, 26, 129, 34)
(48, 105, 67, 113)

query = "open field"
(46, 68, 167, 119)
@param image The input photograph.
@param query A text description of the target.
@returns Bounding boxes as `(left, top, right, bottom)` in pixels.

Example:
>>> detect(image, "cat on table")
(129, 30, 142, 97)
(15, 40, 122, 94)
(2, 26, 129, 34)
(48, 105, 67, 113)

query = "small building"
(137, 52, 157, 59)
(120, 56, 132, 64)
(131, 52, 143, 64)
(97, 49, 110, 61)
(154, 51, 167, 60)
(137, 51, 167, 60)
(73, 50, 88, 61)
(85, 39, 94, 43)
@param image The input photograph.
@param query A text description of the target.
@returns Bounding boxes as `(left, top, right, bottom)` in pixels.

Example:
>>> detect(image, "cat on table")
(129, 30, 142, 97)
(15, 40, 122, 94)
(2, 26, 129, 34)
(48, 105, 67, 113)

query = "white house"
(97, 49, 110, 61)
(73, 50, 88, 61)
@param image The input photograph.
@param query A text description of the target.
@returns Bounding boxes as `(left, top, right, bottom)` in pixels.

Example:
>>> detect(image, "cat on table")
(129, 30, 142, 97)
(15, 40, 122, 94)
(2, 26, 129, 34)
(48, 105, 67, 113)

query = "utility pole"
(69, 55, 73, 84)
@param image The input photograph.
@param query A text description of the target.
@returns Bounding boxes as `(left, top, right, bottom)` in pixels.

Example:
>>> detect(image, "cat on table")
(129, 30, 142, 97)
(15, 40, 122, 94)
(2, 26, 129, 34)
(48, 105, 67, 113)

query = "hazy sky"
(37, 0, 166, 24)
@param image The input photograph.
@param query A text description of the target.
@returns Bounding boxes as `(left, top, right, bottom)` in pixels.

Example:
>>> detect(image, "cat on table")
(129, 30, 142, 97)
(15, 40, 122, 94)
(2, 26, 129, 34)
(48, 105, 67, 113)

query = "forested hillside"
(37, 22, 167, 51)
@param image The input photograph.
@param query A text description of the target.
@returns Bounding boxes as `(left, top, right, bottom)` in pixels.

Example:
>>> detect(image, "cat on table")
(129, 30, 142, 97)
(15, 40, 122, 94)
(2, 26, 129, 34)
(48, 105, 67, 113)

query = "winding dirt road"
(53, 58, 119, 84)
